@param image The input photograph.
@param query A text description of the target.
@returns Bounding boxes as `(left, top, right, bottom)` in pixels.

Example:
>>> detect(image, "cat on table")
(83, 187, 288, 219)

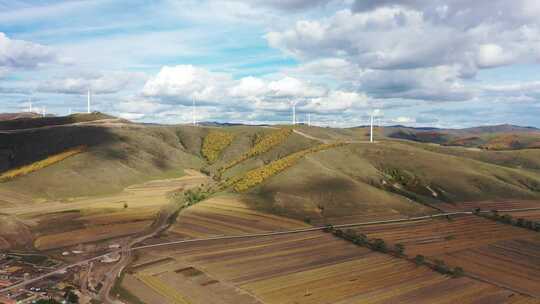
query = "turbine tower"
(307, 113, 311, 126)
(290, 99, 298, 125)
(28, 97, 32, 113)
(87, 88, 92, 113)
(370, 113, 374, 143)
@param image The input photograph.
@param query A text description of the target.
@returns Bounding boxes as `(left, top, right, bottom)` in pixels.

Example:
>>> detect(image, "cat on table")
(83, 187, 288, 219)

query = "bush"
(414, 255, 425, 265)
(395, 243, 405, 256)
(219, 128, 293, 172)
(452, 267, 465, 277)
(224, 142, 346, 192)
(371, 238, 387, 253)
(201, 130, 234, 163)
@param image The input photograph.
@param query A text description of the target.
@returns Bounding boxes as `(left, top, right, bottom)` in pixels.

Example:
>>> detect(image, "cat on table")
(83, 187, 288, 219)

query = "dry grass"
(219, 128, 293, 172)
(0, 145, 86, 182)
(201, 130, 234, 163)
(135, 274, 191, 304)
(223, 142, 346, 192)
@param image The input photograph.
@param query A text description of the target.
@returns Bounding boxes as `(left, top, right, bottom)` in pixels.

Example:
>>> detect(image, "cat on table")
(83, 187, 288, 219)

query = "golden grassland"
(0, 145, 86, 182)
(137, 199, 537, 304)
(201, 130, 235, 163)
(222, 142, 347, 192)
(219, 128, 293, 172)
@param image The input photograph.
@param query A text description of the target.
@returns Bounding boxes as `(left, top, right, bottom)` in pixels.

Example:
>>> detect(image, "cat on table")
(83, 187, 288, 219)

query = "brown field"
(354, 215, 540, 297)
(34, 220, 151, 250)
(123, 198, 539, 304)
(168, 195, 309, 238)
(0, 169, 209, 251)
(437, 200, 540, 212)
(501, 210, 540, 221)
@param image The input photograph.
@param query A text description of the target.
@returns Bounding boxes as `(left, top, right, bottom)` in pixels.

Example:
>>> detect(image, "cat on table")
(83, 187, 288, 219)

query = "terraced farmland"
(127, 198, 539, 304)
(354, 215, 540, 297)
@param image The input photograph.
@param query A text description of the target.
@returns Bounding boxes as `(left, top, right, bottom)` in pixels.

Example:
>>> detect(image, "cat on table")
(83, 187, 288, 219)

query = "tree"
(414, 255, 425, 266)
(452, 267, 465, 278)
(123, 202, 128, 209)
(395, 243, 405, 256)
(371, 239, 387, 253)
(434, 259, 450, 274)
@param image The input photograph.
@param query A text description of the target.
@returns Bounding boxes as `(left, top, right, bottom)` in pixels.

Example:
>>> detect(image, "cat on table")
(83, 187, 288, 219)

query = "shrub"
(414, 255, 425, 266)
(452, 267, 465, 277)
(395, 243, 405, 256)
(225, 142, 346, 192)
(371, 238, 387, 253)
(0, 145, 86, 182)
(219, 128, 293, 172)
(434, 259, 450, 274)
(201, 130, 234, 163)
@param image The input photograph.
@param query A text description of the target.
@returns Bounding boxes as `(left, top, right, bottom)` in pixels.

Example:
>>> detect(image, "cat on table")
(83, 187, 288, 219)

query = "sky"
(1, 0, 540, 128)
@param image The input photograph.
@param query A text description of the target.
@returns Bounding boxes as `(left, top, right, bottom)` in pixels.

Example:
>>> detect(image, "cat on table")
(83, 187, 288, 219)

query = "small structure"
(100, 253, 120, 263)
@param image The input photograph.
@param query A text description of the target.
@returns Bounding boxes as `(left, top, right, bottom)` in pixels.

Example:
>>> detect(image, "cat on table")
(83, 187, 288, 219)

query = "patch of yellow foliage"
(219, 128, 293, 173)
(201, 130, 234, 163)
(0, 145, 86, 182)
(223, 142, 347, 192)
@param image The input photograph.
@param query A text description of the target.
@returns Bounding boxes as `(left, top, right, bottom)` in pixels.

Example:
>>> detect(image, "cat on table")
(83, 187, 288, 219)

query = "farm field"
(0, 169, 209, 251)
(123, 198, 538, 304)
(354, 215, 540, 297)
(437, 200, 540, 212)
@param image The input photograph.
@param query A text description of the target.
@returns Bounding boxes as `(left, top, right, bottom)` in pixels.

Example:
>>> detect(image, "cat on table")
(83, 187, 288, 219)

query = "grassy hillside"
(2, 121, 540, 225)
(0, 112, 117, 130)
(0, 124, 204, 198)
(386, 125, 540, 150)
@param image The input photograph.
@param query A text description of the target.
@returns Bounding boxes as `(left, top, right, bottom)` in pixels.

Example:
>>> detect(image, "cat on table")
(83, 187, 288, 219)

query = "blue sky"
(1, 0, 539, 127)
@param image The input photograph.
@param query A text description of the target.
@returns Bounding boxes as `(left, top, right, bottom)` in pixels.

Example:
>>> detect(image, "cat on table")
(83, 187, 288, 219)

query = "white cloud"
(0, 32, 57, 69)
(142, 65, 233, 104)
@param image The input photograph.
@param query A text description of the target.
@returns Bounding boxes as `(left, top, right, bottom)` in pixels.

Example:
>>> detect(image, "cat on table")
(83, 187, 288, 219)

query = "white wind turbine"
(290, 99, 298, 125)
(87, 88, 92, 113)
(369, 109, 381, 143)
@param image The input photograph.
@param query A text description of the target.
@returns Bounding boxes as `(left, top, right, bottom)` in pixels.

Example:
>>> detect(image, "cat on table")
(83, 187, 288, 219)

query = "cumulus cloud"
(143, 65, 233, 104)
(0, 32, 57, 70)
(267, 6, 540, 71)
(133, 64, 369, 122)
(265, 1, 540, 105)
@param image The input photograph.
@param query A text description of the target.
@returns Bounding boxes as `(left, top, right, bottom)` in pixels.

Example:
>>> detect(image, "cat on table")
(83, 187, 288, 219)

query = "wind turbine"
(307, 113, 311, 126)
(87, 88, 92, 113)
(28, 96, 33, 113)
(369, 109, 382, 143)
(290, 99, 298, 125)
(42, 106, 46, 118)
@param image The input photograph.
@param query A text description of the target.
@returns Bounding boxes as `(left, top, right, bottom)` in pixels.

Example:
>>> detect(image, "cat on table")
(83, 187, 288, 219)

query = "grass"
(0, 145, 86, 182)
(219, 127, 293, 173)
(201, 130, 234, 163)
(224, 142, 347, 192)
(135, 274, 191, 304)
